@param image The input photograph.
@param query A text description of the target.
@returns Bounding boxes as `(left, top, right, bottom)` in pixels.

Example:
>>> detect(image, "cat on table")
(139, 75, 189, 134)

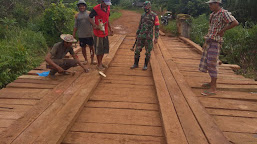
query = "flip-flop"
(201, 90, 216, 96)
(83, 61, 88, 65)
(201, 83, 211, 88)
(91, 61, 97, 65)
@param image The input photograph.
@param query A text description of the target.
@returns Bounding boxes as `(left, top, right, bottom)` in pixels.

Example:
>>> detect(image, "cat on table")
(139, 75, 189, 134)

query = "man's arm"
(154, 15, 160, 44)
(136, 16, 143, 37)
(72, 54, 89, 72)
(45, 53, 64, 73)
(217, 20, 239, 37)
(218, 11, 239, 37)
(73, 13, 78, 38)
(108, 21, 113, 36)
(89, 9, 98, 29)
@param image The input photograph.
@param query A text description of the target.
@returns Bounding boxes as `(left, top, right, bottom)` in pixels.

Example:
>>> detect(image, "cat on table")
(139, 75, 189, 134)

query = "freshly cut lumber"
(154, 43, 208, 144)
(70, 122, 164, 137)
(63, 132, 166, 144)
(150, 52, 188, 144)
(0, 68, 84, 144)
(158, 37, 230, 144)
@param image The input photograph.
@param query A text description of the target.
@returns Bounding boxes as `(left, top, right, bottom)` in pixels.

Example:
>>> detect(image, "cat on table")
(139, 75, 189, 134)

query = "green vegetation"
(0, 28, 48, 88)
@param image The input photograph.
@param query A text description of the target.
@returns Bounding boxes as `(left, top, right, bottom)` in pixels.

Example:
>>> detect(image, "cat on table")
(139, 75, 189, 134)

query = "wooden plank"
(150, 52, 188, 144)
(224, 132, 257, 144)
(0, 104, 33, 112)
(0, 89, 49, 99)
(0, 119, 15, 128)
(34, 72, 100, 144)
(213, 116, 257, 133)
(76, 108, 162, 126)
(0, 67, 84, 143)
(199, 97, 257, 112)
(63, 132, 166, 144)
(0, 99, 38, 105)
(86, 101, 159, 111)
(70, 122, 164, 137)
(158, 37, 229, 143)
(90, 93, 157, 104)
(206, 108, 257, 118)
(0, 111, 24, 119)
(11, 71, 93, 144)
(13, 79, 59, 85)
(6, 83, 55, 89)
(154, 42, 208, 143)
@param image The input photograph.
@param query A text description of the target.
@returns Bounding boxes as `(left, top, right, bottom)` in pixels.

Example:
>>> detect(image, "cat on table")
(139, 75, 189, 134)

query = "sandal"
(91, 61, 97, 65)
(201, 83, 211, 88)
(83, 61, 88, 65)
(201, 90, 216, 96)
(102, 64, 108, 68)
(96, 65, 105, 71)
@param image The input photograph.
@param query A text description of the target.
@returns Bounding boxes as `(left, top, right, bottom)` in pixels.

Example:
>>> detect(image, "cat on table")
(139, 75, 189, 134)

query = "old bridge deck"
(0, 34, 257, 144)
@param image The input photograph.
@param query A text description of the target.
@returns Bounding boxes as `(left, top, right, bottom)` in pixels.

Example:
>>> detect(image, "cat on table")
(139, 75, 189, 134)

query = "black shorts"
(79, 37, 94, 47)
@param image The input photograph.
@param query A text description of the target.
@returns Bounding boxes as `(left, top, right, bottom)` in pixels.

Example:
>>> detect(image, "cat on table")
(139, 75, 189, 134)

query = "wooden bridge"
(0, 32, 257, 144)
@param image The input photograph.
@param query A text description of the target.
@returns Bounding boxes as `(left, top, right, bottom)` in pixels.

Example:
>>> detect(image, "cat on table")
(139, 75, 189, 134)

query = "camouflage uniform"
(135, 11, 160, 59)
(130, 1, 160, 70)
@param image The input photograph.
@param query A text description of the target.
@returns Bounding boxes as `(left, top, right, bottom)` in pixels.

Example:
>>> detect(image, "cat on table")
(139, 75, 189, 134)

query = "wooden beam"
(158, 37, 230, 144)
(150, 52, 188, 144)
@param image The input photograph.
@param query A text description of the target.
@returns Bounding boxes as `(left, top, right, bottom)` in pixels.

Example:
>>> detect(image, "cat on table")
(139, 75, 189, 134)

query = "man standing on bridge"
(199, 0, 239, 96)
(73, 0, 97, 65)
(89, 0, 113, 71)
(130, 1, 160, 70)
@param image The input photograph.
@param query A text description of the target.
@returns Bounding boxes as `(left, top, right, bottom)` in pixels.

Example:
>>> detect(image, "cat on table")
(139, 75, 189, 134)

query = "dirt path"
(112, 10, 141, 37)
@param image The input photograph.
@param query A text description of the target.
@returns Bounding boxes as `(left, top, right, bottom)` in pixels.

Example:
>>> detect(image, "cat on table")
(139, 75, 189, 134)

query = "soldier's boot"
(142, 58, 149, 71)
(130, 57, 139, 69)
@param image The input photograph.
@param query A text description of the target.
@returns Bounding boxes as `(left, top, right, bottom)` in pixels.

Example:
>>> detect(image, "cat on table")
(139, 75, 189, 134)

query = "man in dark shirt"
(89, 0, 113, 71)
(45, 34, 89, 78)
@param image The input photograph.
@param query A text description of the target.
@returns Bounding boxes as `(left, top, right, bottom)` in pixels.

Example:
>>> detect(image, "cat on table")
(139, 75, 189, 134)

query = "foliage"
(190, 14, 209, 46)
(41, 1, 75, 46)
(0, 28, 48, 88)
(161, 20, 178, 36)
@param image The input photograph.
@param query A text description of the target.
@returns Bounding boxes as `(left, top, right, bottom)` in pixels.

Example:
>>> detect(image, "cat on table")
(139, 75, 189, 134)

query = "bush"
(190, 14, 209, 46)
(0, 28, 48, 88)
(41, 2, 75, 46)
(161, 20, 179, 36)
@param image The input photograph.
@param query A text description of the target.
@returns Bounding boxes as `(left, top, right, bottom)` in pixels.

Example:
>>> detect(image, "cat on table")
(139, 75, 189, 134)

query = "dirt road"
(112, 10, 141, 36)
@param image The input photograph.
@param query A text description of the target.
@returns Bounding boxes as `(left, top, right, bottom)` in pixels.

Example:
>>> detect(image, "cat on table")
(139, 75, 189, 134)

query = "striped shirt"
(205, 8, 236, 43)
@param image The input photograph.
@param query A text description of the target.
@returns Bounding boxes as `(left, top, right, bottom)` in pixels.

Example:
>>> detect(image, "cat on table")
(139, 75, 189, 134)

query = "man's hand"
(154, 39, 158, 44)
(93, 24, 99, 30)
(57, 67, 65, 73)
(109, 29, 114, 36)
(217, 30, 225, 37)
(83, 66, 89, 73)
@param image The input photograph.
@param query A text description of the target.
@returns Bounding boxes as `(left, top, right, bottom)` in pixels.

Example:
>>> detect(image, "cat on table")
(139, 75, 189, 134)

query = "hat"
(143, 1, 151, 7)
(77, 0, 87, 7)
(60, 34, 77, 43)
(205, 0, 222, 4)
(103, 0, 112, 5)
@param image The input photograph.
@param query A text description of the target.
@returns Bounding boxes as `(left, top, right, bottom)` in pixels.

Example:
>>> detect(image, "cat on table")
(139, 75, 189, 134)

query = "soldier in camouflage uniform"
(130, 1, 160, 70)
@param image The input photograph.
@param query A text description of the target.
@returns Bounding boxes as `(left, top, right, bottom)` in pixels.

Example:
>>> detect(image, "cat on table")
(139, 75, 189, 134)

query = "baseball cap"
(103, 0, 112, 5)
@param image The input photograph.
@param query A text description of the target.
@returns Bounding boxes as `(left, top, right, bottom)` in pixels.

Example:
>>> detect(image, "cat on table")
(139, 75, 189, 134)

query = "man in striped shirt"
(199, 0, 239, 96)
